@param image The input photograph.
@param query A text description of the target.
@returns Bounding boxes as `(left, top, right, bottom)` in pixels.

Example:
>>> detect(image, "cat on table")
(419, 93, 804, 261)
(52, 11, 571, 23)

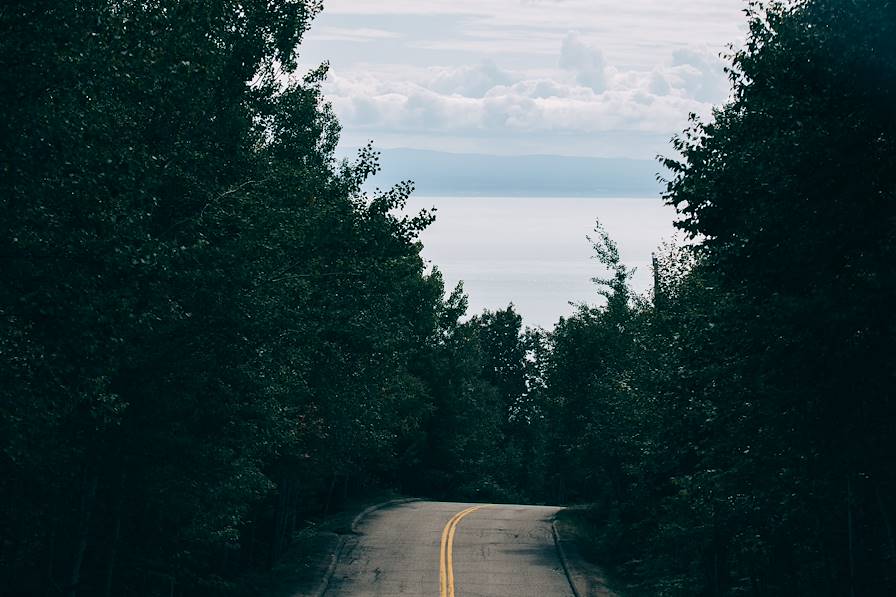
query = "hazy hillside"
(357, 148, 665, 197)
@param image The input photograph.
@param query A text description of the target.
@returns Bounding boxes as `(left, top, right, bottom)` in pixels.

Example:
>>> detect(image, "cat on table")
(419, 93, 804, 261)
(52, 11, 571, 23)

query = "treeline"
(0, 2, 540, 596)
(532, 1, 896, 595)
(2, 1, 895, 596)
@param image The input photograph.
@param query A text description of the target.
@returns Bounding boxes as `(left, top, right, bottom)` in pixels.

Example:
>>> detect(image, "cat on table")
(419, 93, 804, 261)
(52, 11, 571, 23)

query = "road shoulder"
(233, 494, 416, 597)
(553, 508, 621, 597)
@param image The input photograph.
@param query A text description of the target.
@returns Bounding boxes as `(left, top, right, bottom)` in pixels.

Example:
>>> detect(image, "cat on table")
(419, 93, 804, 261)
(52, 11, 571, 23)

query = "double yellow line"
(438, 505, 482, 597)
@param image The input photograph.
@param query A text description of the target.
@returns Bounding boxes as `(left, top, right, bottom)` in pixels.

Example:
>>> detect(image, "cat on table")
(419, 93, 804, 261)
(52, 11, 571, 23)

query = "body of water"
(402, 196, 680, 329)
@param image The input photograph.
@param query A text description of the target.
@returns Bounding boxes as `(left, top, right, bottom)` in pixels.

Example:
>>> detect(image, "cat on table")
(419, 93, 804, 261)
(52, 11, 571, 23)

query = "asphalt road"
(324, 500, 574, 597)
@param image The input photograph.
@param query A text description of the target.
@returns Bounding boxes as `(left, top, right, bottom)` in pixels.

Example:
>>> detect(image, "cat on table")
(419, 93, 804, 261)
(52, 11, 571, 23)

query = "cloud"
(326, 65, 712, 138)
(321, 33, 728, 142)
(306, 1, 746, 69)
(301, 1, 743, 158)
(429, 61, 516, 97)
(559, 32, 607, 92)
(314, 26, 402, 43)
(668, 47, 729, 103)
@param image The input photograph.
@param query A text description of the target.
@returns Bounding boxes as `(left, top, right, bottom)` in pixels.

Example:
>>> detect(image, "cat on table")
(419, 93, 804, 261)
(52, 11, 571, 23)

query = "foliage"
(540, 1, 896, 594)
(0, 2, 447, 595)
(2, 1, 893, 596)
(0, 3, 558, 594)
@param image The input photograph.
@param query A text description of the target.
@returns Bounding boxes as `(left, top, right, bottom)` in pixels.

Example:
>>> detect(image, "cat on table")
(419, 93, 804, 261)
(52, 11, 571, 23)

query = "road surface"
(324, 500, 574, 597)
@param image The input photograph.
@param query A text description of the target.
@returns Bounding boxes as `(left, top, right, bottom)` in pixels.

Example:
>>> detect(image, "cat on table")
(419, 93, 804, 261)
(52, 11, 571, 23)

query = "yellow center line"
(439, 505, 483, 597)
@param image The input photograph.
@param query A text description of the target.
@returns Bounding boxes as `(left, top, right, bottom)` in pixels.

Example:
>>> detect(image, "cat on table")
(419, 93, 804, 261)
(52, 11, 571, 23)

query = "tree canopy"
(2, 1, 894, 596)
(537, 1, 896, 594)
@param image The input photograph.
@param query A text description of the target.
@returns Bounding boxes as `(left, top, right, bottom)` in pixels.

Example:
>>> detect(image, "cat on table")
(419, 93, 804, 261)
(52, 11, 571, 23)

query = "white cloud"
(307, 1, 744, 68)
(669, 47, 730, 103)
(320, 35, 728, 143)
(559, 32, 607, 92)
(314, 26, 401, 42)
(429, 61, 516, 97)
(299, 0, 745, 158)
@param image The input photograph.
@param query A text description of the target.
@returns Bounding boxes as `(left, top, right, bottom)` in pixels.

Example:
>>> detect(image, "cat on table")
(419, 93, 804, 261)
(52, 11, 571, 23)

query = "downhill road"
(324, 500, 575, 597)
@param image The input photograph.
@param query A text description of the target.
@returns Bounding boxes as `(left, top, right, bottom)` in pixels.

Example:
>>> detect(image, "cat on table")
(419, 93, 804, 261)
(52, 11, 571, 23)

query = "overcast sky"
(298, 0, 748, 160)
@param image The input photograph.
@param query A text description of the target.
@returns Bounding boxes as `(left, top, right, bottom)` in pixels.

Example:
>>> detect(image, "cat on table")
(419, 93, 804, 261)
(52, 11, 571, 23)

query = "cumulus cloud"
(559, 32, 607, 93)
(326, 68, 711, 137)
(315, 1, 744, 63)
(429, 61, 516, 97)
(668, 47, 730, 103)
(293, 0, 746, 157)
(315, 27, 735, 159)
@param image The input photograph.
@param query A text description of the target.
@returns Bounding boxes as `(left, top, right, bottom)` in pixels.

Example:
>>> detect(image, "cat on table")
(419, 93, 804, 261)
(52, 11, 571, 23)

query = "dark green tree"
(541, 2, 895, 594)
(0, 2, 446, 595)
(659, 1, 896, 593)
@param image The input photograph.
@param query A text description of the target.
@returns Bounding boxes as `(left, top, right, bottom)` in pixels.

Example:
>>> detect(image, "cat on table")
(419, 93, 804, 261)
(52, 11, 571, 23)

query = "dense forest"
(1, 0, 893, 596)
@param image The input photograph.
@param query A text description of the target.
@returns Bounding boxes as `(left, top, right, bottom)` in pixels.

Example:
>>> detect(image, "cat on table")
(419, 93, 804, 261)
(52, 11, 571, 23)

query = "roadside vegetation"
(1, 1, 893, 596)
(537, 2, 896, 594)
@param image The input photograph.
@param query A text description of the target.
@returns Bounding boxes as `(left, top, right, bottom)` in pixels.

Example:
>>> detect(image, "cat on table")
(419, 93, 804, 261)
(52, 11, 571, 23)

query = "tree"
(0, 2, 447, 594)
(541, 2, 896, 594)
(655, 0, 896, 593)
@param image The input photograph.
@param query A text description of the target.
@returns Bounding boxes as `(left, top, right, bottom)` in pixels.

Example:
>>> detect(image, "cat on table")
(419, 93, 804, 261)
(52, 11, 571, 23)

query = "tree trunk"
(874, 480, 896, 563)
(749, 566, 761, 597)
(44, 523, 57, 597)
(66, 467, 98, 597)
(652, 252, 664, 311)
(847, 476, 857, 597)
(271, 478, 292, 564)
(323, 472, 337, 515)
(103, 494, 123, 597)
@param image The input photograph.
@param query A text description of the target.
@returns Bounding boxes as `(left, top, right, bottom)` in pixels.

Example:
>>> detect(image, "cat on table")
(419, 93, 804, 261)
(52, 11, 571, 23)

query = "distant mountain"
(353, 148, 665, 197)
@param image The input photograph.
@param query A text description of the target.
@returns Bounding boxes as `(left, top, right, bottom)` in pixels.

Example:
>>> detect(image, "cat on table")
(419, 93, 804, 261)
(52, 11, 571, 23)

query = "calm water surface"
(402, 196, 679, 329)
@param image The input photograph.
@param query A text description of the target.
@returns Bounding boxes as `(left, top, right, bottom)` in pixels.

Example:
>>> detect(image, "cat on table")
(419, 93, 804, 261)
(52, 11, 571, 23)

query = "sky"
(298, 0, 748, 160)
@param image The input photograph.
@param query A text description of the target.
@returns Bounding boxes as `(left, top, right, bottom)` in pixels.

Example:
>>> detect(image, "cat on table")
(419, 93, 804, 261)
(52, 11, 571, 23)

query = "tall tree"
(661, 1, 896, 593)
(0, 2, 445, 595)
